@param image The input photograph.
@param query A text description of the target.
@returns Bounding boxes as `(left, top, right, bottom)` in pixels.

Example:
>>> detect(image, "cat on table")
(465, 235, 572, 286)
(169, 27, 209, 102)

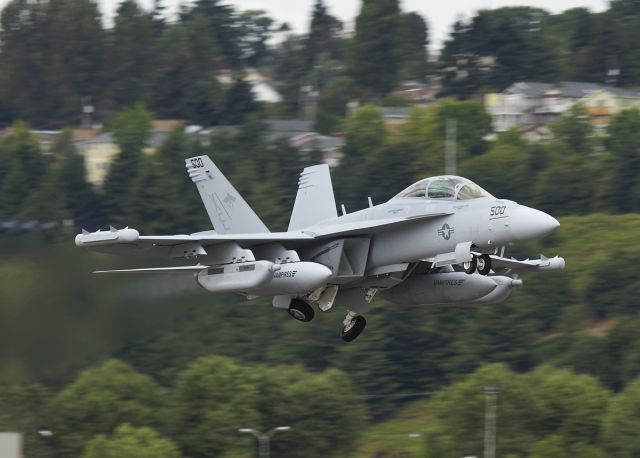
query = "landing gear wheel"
(463, 255, 477, 274)
(288, 299, 315, 322)
(477, 254, 492, 275)
(341, 316, 367, 342)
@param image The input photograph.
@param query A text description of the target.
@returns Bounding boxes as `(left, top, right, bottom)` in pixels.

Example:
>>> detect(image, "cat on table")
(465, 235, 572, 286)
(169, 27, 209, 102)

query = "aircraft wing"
(75, 212, 450, 259)
(94, 265, 210, 274)
(75, 228, 315, 259)
(488, 254, 565, 274)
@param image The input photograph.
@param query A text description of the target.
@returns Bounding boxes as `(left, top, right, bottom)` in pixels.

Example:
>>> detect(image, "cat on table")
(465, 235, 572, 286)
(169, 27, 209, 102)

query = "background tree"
(0, 123, 44, 219)
(169, 356, 260, 458)
(601, 109, 640, 213)
(601, 377, 640, 458)
(0, 384, 55, 457)
(332, 104, 386, 207)
(349, 0, 402, 97)
(223, 77, 261, 125)
(83, 424, 182, 458)
(102, 104, 152, 224)
(439, 7, 562, 95)
(399, 12, 429, 81)
(237, 9, 275, 67)
(103, 0, 155, 110)
(253, 366, 368, 458)
(44, 0, 104, 124)
(49, 359, 166, 457)
(315, 76, 353, 133)
(306, 0, 344, 68)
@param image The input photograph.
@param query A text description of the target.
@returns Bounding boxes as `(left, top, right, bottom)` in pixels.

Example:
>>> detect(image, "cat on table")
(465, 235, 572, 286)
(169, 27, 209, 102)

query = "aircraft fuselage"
(308, 196, 558, 270)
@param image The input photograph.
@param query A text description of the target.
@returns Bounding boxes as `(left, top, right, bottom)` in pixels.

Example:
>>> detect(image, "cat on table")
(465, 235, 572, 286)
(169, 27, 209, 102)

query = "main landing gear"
(463, 254, 492, 275)
(287, 299, 315, 322)
(341, 312, 367, 342)
(286, 298, 368, 343)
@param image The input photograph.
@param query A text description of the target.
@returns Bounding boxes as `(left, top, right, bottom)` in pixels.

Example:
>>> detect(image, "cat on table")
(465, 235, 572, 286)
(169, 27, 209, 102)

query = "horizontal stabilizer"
(94, 265, 209, 274)
(288, 164, 338, 231)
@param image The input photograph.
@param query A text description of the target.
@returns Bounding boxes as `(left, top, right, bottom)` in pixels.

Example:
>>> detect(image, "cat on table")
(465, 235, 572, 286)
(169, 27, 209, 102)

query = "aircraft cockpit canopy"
(393, 176, 493, 201)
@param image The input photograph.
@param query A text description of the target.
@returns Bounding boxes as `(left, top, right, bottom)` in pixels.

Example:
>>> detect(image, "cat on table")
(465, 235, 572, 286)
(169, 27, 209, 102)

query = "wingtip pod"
(539, 256, 565, 271)
(75, 227, 140, 247)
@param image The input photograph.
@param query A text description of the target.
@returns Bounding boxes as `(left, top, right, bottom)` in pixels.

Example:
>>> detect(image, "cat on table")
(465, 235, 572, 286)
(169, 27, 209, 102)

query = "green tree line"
(1, 101, 639, 229)
(0, 0, 429, 128)
(1, 210, 639, 457)
(2, 0, 639, 129)
(439, 0, 640, 97)
(0, 357, 365, 457)
(422, 363, 640, 458)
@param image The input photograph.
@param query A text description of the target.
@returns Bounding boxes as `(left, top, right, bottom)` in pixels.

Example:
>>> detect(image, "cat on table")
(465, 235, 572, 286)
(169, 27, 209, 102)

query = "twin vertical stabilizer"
(186, 155, 270, 234)
(288, 164, 338, 231)
(186, 156, 338, 234)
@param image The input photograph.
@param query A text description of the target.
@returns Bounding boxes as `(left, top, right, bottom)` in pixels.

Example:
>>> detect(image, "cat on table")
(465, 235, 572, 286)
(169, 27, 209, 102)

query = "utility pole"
(239, 426, 291, 458)
(81, 96, 94, 128)
(484, 387, 498, 458)
(445, 119, 457, 175)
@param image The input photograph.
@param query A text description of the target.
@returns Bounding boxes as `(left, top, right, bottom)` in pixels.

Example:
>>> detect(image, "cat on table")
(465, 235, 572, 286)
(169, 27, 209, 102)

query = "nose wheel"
(288, 299, 315, 322)
(463, 254, 492, 275)
(463, 256, 477, 274)
(341, 312, 367, 342)
(476, 254, 492, 275)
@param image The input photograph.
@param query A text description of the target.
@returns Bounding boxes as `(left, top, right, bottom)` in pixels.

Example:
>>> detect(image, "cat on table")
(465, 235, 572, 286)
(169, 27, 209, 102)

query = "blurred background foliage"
(1, 0, 640, 457)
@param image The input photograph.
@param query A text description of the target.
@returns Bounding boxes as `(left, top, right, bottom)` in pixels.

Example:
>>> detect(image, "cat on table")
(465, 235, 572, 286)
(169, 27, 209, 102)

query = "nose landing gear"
(462, 254, 492, 275)
(476, 254, 492, 275)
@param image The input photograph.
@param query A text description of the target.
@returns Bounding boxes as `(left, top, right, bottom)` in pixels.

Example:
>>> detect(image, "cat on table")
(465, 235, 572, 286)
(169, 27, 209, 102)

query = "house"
(245, 69, 282, 104)
(581, 87, 640, 133)
(265, 120, 314, 143)
(74, 132, 119, 186)
(533, 82, 602, 124)
(486, 82, 551, 132)
(488, 81, 640, 134)
(392, 81, 437, 104)
(218, 69, 282, 104)
(74, 120, 186, 187)
(379, 107, 411, 132)
(290, 133, 345, 167)
(265, 120, 344, 167)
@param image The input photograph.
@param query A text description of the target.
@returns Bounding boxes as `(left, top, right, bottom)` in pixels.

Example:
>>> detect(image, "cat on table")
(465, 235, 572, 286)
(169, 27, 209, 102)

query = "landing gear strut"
(341, 312, 367, 342)
(288, 299, 315, 322)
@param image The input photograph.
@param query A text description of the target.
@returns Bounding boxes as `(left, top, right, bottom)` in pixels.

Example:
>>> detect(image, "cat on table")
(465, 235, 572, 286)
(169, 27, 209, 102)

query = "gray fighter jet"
(76, 155, 564, 342)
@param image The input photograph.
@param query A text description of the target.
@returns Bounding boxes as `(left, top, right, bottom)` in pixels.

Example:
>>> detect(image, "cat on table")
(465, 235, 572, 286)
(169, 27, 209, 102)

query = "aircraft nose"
(509, 205, 560, 241)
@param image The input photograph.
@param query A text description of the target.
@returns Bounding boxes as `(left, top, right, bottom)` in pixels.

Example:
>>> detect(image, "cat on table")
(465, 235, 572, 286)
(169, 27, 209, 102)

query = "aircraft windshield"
(393, 176, 492, 200)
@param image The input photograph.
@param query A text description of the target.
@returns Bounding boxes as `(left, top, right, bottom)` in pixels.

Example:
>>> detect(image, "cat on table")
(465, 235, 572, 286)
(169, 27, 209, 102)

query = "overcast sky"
(0, 0, 610, 50)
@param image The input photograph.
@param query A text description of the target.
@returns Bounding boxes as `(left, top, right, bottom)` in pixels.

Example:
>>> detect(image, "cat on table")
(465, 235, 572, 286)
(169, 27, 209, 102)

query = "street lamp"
(239, 426, 291, 458)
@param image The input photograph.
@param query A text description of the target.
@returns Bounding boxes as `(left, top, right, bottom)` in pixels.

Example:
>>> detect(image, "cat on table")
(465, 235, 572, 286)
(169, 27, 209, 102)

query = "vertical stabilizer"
(186, 155, 270, 234)
(288, 164, 338, 231)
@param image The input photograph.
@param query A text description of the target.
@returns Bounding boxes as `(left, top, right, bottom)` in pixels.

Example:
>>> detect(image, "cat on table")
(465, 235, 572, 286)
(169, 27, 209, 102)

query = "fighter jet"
(76, 155, 564, 342)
